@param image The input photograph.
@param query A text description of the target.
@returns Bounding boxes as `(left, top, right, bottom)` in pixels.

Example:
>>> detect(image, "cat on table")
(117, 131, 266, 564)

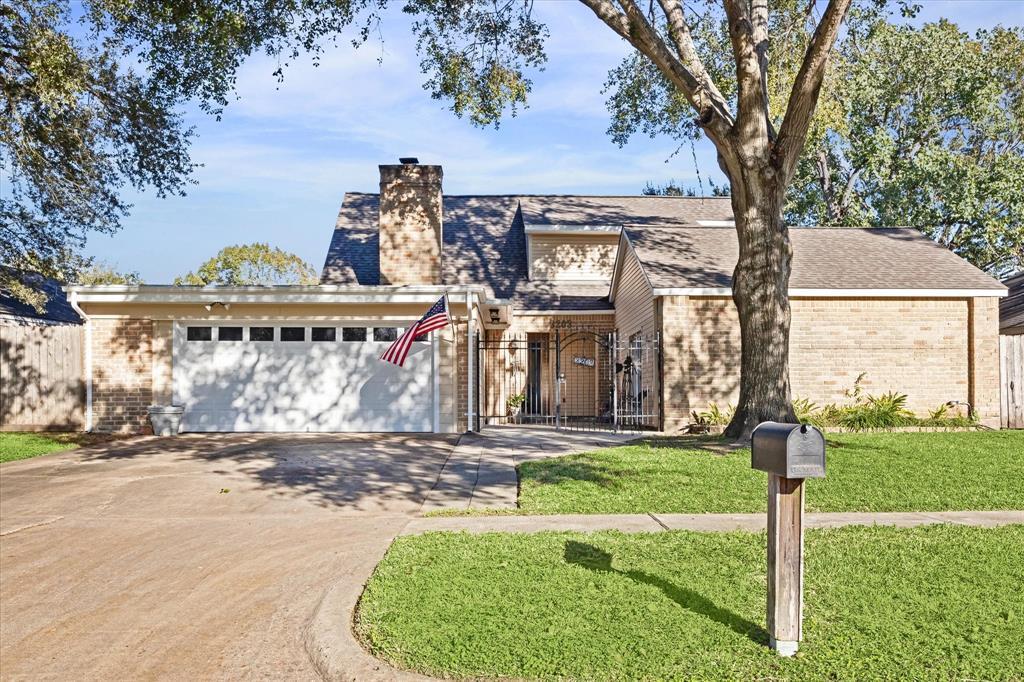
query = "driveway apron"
(0, 434, 455, 681)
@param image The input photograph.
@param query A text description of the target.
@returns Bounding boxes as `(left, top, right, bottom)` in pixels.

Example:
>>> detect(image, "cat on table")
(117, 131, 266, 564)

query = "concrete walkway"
(404, 510, 1024, 535)
(420, 425, 638, 513)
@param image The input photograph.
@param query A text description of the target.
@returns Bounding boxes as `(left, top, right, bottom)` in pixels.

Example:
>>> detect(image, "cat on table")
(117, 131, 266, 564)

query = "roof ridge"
(341, 191, 733, 199)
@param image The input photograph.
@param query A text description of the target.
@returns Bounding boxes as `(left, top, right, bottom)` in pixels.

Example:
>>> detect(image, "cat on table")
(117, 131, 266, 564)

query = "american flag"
(379, 295, 450, 367)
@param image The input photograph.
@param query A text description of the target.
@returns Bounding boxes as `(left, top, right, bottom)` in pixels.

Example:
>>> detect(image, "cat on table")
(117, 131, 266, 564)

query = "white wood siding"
(613, 240, 656, 338)
(529, 234, 620, 281)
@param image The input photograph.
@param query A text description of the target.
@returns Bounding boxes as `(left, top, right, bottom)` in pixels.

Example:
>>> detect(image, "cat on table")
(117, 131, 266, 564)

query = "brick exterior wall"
(968, 297, 1001, 427)
(660, 296, 994, 432)
(91, 318, 154, 433)
(378, 164, 443, 285)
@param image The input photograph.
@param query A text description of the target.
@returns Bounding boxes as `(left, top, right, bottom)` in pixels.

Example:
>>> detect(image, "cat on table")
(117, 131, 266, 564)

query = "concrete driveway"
(0, 434, 456, 681)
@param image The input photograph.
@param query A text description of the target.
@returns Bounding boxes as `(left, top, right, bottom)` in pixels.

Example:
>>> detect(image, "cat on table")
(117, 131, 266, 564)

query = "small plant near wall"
(791, 375, 978, 431)
(699, 402, 734, 426)
(506, 393, 526, 417)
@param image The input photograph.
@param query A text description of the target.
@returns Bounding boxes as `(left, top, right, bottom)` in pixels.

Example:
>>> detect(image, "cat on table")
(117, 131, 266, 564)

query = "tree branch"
(655, 0, 733, 124)
(774, 0, 852, 181)
(578, 0, 735, 148)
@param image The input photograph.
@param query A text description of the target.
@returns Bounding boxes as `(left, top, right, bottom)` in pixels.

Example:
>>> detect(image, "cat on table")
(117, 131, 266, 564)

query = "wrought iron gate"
(476, 329, 660, 432)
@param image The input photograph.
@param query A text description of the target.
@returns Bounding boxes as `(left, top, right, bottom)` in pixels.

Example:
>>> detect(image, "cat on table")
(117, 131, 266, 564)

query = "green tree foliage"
(638, 15, 1022, 276)
(2, 0, 875, 435)
(643, 179, 730, 196)
(788, 21, 1024, 276)
(75, 261, 143, 285)
(174, 243, 318, 286)
(1, 0, 194, 309)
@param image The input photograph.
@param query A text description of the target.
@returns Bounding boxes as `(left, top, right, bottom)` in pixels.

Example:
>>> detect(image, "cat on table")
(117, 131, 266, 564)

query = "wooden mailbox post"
(751, 422, 826, 657)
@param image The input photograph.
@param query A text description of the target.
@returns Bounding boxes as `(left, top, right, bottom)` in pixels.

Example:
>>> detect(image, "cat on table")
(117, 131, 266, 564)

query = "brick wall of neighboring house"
(660, 296, 996, 432)
(91, 318, 154, 433)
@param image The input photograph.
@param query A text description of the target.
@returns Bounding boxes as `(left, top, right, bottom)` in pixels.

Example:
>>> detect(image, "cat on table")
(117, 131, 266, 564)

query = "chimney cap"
(399, 157, 419, 165)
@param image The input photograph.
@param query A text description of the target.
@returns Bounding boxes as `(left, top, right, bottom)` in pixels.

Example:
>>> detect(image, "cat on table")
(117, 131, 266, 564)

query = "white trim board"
(515, 309, 616, 316)
(524, 225, 622, 235)
(650, 287, 1008, 298)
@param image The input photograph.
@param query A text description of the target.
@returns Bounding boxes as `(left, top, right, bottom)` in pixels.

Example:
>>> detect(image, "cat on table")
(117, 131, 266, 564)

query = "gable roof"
(321, 192, 1005, 310)
(321, 193, 733, 310)
(1001, 272, 1024, 333)
(623, 226, 1006, 293)
(0, 270, 82, 324)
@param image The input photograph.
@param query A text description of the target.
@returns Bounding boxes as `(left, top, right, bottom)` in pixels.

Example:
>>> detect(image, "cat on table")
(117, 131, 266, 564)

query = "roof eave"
(649, 287, 1008, 298)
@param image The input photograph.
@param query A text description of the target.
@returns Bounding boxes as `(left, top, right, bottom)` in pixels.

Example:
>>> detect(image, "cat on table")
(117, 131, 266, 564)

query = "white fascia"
(516, 309, 616, 316)
(651, 287, 1008, 298)
(63, 284, 498, 306)
(524, 224, 622, 235)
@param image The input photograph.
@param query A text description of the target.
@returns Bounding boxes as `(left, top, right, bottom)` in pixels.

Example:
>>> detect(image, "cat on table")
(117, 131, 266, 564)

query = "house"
(65, 160, 1007, 434)
(1000, 272, 1024, 336)
(999, 272, 1023, 428)
(1, 272, 86, 431)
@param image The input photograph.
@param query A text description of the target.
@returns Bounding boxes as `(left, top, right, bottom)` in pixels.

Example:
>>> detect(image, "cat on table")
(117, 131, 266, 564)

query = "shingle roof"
(518, 195, 733, 226)
(0, 270, 82, 324)
(321, 194, 731, 310)
(624, 226, 1006, 292)
(1001, 272, 1024, 333)
(321, 193, 1005, 311)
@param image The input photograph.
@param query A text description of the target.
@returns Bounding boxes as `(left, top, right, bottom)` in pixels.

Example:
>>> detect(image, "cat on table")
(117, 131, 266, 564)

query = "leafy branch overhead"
(4, 0, 1014, 435)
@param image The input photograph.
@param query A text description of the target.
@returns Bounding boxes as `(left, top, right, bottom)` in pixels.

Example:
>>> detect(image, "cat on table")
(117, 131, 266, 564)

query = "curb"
(302, 529, 434, 682)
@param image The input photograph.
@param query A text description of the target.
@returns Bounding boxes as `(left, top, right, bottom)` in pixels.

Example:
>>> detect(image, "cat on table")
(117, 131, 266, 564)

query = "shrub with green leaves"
(792, 376, 977, 431)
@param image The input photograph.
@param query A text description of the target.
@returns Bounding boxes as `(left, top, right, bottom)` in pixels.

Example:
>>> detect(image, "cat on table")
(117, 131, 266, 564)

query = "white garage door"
(172, 322, 434, 432)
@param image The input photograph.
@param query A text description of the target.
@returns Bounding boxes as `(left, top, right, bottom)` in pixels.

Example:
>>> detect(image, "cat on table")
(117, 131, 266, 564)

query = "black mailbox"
(751, 422, 826, 479)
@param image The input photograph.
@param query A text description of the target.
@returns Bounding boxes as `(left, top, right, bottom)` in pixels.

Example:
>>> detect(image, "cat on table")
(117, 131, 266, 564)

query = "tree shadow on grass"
(519, 457, 623, 489)
(564, 540, 768, 645)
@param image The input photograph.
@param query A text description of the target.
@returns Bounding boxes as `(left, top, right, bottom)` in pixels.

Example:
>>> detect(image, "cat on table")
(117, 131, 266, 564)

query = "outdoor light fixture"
(204, 301, 231, 312)
(489, 308, 500, 323)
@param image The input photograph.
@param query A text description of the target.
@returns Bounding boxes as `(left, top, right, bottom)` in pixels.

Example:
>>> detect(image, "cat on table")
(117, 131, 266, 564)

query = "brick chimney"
(378, 159, 443, 285)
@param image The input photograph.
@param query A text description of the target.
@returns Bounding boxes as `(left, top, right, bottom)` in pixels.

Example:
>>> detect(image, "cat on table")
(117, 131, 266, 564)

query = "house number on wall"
(573, 356, 595, 367)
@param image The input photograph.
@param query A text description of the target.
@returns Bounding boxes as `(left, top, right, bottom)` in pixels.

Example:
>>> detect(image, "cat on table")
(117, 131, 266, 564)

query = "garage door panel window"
(312, 327, 336, 342)
(187, 326, 212, 341)
(373, 327, 398, 342)
(249, 327, 274, 342)
(281, 327, 305, 342)
(342, 327, 367, 342)
(218, 327, 243, 341)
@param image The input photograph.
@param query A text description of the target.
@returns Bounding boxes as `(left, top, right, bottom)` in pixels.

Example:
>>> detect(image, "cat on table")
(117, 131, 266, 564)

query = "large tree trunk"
(724, 172, 798, 441)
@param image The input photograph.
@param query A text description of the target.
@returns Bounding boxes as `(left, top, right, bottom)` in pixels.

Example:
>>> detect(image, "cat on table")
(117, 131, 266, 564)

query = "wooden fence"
(0, 321, 85, 431)
(1001, 334, 1023, 429)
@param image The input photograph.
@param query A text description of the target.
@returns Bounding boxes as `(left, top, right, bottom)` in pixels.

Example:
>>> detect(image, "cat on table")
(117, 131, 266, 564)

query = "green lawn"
(0, 432, 120, 464)
(357, 525, 1024, 681)
(518, 431, 1024, 514)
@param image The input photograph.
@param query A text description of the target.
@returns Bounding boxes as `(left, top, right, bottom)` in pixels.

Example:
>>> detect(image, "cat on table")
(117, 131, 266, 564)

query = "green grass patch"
(357, 524, 1024, 681)
(0, 432, 122, 464)
(517, 431, 1024, 514)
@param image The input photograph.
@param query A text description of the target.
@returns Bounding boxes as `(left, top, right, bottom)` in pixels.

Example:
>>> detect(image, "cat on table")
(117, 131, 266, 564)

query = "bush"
(695, 402, 733, 426)
(792, 376, 977, 431)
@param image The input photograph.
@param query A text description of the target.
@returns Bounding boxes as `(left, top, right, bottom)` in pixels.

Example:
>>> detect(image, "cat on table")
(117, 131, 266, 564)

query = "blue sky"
(83, 0, 1024, 283)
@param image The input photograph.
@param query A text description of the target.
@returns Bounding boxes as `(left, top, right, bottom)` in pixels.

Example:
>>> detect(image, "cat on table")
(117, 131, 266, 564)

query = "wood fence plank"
(0, 322, 86, 431)
(1000, 334, 1024, 429)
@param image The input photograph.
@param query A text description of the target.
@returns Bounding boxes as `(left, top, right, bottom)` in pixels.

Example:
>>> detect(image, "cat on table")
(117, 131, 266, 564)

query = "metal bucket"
(147, 405, 185, 436)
